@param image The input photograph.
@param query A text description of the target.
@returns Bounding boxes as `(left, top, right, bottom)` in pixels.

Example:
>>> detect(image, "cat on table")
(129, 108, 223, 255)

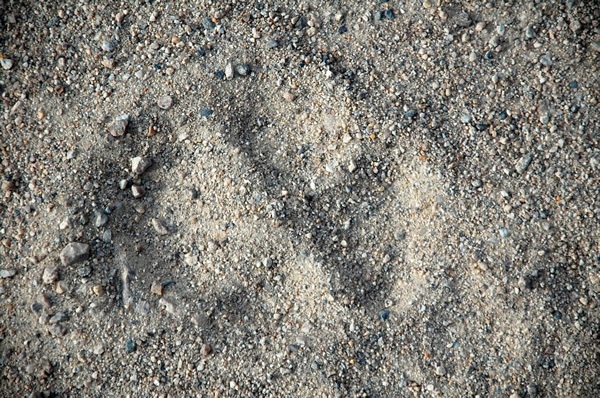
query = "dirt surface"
(1, 1, 599, 397)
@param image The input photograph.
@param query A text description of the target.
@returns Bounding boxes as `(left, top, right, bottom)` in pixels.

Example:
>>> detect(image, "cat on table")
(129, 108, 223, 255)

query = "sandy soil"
(0, 1, 599, 397)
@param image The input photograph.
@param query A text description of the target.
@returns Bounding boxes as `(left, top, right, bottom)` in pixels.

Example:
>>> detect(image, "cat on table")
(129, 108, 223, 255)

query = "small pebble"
(131, 185, 144, 198)
(200, 108, 213, 117)
(152, 218, 169, 235)
(225, 63, 234, 79)
(49, 312, 68, 324)
(78, 265, 92, 278)
(94, 211, 108, 228)
(131, 156, 153, 175)
(109, 114, 130, 137)
(125, 338, 136, 353)
(461, 114, 472, 123)
(202, 17, 215, 30)
(515, 153, 533, 174)
(435, 365, 447, 376)
(1, 58, 14, 70)
(101, 40, 115, 52)
(92, 285, 105, 296)
(201, 343, 212, 356)
(157, 95, 173, 110)
(2, 180, 16, 192)
(379, 309, 390, 321)
(42, 265, 59, 285)
(499, 228, 510, 239)
(151, 281, 164, 296)
(236, 64, 250, 76)
(60, 242, 90, 266)
(540, 54, 553, 67)
(0, 269, 16, 279)
(93, 344, 105, 355)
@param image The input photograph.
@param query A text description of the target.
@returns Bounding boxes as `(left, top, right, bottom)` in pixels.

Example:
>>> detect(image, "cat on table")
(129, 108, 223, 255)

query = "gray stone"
(42, 265, 59, 284)
(109, 114, 129, 137)
(225, 62, 234, 79)
(152, 218, 169, 235)
(101, 40, 115, 52)
(131, 156, 153, 175)
(236, 64, 250, 76)
(94, 211, 108, 228)
(60, 242, 90, 266)
(540, 54, 553, 67)
(157, 95, 173, 110)
(1, 58, 13, 70)
(49, 312, 68, 324)
(515, 153, 533, 174)
(131, 185, 144, 198)
(0, 269, 16, 279)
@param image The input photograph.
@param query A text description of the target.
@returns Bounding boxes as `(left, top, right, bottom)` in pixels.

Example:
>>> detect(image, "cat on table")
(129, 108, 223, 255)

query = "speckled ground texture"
(0, 1, 599, 397)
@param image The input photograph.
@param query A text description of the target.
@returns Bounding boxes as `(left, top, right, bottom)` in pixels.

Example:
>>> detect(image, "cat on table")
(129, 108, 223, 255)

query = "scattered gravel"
(0, 1, 598, 397)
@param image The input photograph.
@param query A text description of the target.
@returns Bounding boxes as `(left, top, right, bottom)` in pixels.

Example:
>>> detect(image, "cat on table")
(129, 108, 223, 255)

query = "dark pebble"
(379, 309, 390, 321)
(404, 110, 417, 118)
(384, 9, 395, 20)
(338, 26, 348, 34)
(553, 311, 562, 320)
(31, 302, 43, 313)
(498, 110, 508, 120)
(295, 16, 308, 30)
(484, 51, 493, 60)
(125, 338, 136, 353)
(200, 108, 213, 117)
(214, 70, 225, 80)
(569, 80, 578, 89)
(476, 123, 488, 131)
(202, 17, 215, 30)
(197, 47, 206, 57)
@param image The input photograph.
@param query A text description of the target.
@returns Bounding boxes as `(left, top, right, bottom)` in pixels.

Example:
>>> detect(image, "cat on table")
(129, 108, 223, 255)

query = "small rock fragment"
(93, 344, 105, 355)
(42, 265, 59, 284)
(60, 242, 89, 266)
(94, 211, 108, 228)
(109, 114, 130, 137)
(200, 343, 212, 356)
(199, 108, 213, 117)
(125, 338, 136, 353)
(225, 62, 234, 79)
(48, 324, 66, 337)
(152, 218, 169, 235)
(101, 40, 115, 52)
(0, 58, 13, 70)
(0, 269, 16, 279)
(159, 297, 177, 315)
(515, 153, 533, 174)
(2, 180, 16, 192)
(49, 312, 68, 324)
(131, 156, 153, 175)
(92, 285, 105, 296)
(236, 64, 250, 76)
(184, 253, 198, 266)
(540, 54, 553, 67)
(151, 281, 164, 296)
(131, 185, 144, 198)
(282, 91, 296, 102)
(157, 95, 173, 110)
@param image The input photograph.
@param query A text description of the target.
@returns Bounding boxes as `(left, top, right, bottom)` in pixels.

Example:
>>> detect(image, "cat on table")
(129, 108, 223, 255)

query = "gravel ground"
(1, 1, 599, 397)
